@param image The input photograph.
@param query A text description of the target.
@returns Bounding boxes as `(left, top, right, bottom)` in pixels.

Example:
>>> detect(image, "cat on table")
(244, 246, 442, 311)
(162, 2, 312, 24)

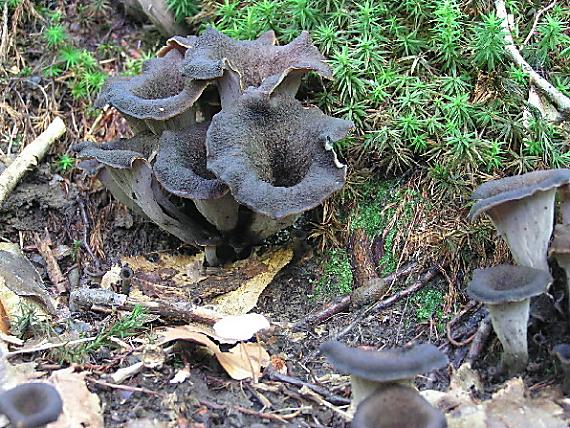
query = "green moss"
(313, 249, 353, 299)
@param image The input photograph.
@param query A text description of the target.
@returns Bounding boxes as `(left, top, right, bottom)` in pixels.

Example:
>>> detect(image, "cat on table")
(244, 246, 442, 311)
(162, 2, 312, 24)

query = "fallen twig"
(264, 366, 350, 406)
(330, 265, 442, 343)
(33, 230, 69, 294)
(6, 336, 98, 357)
(466, 313, 492, 365)
(446, 301, 481, 347)
(69, 287, 223, 325)
(78, 199, 102, 269)
(348, 228, 378, 289)
(86, 376, 162, 396)
(0, 117, 66, 204)
(495, 0, 570, 118)
(292, 262, 417, 331)
(522, 0, 558, 47)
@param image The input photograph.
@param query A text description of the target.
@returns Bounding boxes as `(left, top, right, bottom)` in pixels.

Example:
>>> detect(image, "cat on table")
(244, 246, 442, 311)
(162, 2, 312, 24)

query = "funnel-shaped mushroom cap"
(181, 28, 331, 95)
(95, 49, 207, 121)
(550, 224, 570, 257)
(154, 122, 227, 200)
(352, 384, 447, 428)
(467, 265, 552, 304)
(0, 383, 63, 428)
(206, 90, 352, 219)
(469, 169, 570, 220)
(73, 132, 159, 168)
(554, 344, 570, 365)
(157, 35, 198, 57)
(320, 341, 448, 382)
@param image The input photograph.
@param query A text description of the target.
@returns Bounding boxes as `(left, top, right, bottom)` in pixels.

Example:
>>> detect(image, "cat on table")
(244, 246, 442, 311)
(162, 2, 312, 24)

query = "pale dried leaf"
(212, 247, 293, 314)
(47, 368, 104, 428)
(169, 367, 191, 384)
(215, 342, 270, 381)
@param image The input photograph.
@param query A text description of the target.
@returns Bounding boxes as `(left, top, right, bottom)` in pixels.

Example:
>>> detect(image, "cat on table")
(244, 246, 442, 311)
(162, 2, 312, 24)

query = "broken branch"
(465, 313, 492, 365)
(33, 231, 69, 294)
(0, 116, 66, 204)
(69, 287, 223, 325)
(495, 0, 570, 118)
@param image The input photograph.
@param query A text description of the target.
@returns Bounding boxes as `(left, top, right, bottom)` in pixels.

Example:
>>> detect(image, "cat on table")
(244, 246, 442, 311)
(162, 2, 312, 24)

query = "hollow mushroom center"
(246, 132, 312, 188)
(9, 388, 51, 415)
(131, 69, 186, 100)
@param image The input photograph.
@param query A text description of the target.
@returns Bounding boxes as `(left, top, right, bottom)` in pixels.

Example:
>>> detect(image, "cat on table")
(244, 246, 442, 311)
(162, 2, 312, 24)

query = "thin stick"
(292, 262, 417, 331)
(522, 0, 558, 47)
(33, 231, 69, 294)
(495, 0, 570, 118)
(86, 377, 162, 396)
(6, 336, 98, 357)
(0, 117, 66, 204)
(466, 313, 492, 365)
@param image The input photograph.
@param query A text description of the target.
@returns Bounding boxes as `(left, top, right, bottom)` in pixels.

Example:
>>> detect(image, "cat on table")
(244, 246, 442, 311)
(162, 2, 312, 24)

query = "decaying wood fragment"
(347, 228, 378, 289)
(466, 313, 492, 365)
(69, 287, 223, 325)
(0, 117, 66, 204)
(33, 231, 69, 294)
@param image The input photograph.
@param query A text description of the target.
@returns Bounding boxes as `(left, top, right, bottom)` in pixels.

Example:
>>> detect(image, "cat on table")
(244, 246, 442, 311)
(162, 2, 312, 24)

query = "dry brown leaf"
(156, 325, 270, 380)
(0, 343, 43, 389)
(47, 368, 104, 428)
(0, 243, 55, 332)
(215, 342, 270, 381)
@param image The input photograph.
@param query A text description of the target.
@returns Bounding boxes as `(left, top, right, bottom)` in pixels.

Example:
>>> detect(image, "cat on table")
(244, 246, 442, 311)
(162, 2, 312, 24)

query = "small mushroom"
(157, 35, 197, 57)
(352, 383, 447, 428)
(95, 49, 207, 134)
(320, 341, 448, 408)
(206, 87, 352, 244)
(553, 344, 570, 394)
(0, 383, 63, 427)
(469, 169, 570, 271)
(182, 27, 331, 104)
(467, 264, 552, 375)
(549, 224, 570, 320)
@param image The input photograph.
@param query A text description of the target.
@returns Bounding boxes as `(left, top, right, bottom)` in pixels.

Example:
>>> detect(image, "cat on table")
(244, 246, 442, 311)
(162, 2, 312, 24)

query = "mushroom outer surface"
(554, 344, 570, 365)
(206, 89, 353, 219)
(352, 384, 447, 428)
(469, 169, 570, 220)
(467, 264, 552, 304)
(154, 123, 227, 200)
(95, 49, 206, 121)
(0, 383, 63, 428)
(319, 341, 448, 383)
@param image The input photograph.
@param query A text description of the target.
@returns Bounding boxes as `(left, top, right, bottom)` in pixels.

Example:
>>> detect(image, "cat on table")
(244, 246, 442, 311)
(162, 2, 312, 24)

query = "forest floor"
(1, 2, 569, 427)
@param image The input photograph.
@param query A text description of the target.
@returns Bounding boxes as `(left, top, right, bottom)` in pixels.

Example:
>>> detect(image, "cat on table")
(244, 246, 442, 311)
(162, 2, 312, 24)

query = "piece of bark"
(33, 232, 69, 294)
(348, 228, 378, 289)
(69, 287, 222, 325)
(0, 117, 66, 204)
(123, 0, 189, 37)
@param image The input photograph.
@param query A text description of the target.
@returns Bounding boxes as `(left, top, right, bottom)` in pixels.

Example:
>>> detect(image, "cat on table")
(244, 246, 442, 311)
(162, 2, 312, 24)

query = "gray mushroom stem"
(485, 189, 555, 271)
(350, 376, 411, 408)
(553, 344, 570, 395)
(487, 299, 530, 375)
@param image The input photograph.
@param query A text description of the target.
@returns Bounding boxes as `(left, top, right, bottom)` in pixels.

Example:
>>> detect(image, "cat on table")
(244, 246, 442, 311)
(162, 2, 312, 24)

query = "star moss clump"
(76, 28, 353, 265)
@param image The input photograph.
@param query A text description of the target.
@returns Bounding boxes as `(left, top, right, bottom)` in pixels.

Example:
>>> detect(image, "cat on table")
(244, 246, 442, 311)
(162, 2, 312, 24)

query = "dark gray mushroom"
(181, 27, 331, 104)
(0, 383, 63, 427)
(74, 136, 221, 250)
(467, 265, 552, 375)
(320, 341, 448, 408)
(553, 344, 570, 395)
(206, 87, 352, 243)
(549, 224, 570, 320)
(95, 49, 207, 134)
(157, 35, 198, 57)
(352, 384, 447, 428)
(153, 123, 238, 265)
(469, 169, 570, 271)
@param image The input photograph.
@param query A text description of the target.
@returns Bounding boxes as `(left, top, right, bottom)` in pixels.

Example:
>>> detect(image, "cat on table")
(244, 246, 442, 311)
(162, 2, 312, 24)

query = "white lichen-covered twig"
(494, 0, 570, 119)
(0, 117, 66, 204)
